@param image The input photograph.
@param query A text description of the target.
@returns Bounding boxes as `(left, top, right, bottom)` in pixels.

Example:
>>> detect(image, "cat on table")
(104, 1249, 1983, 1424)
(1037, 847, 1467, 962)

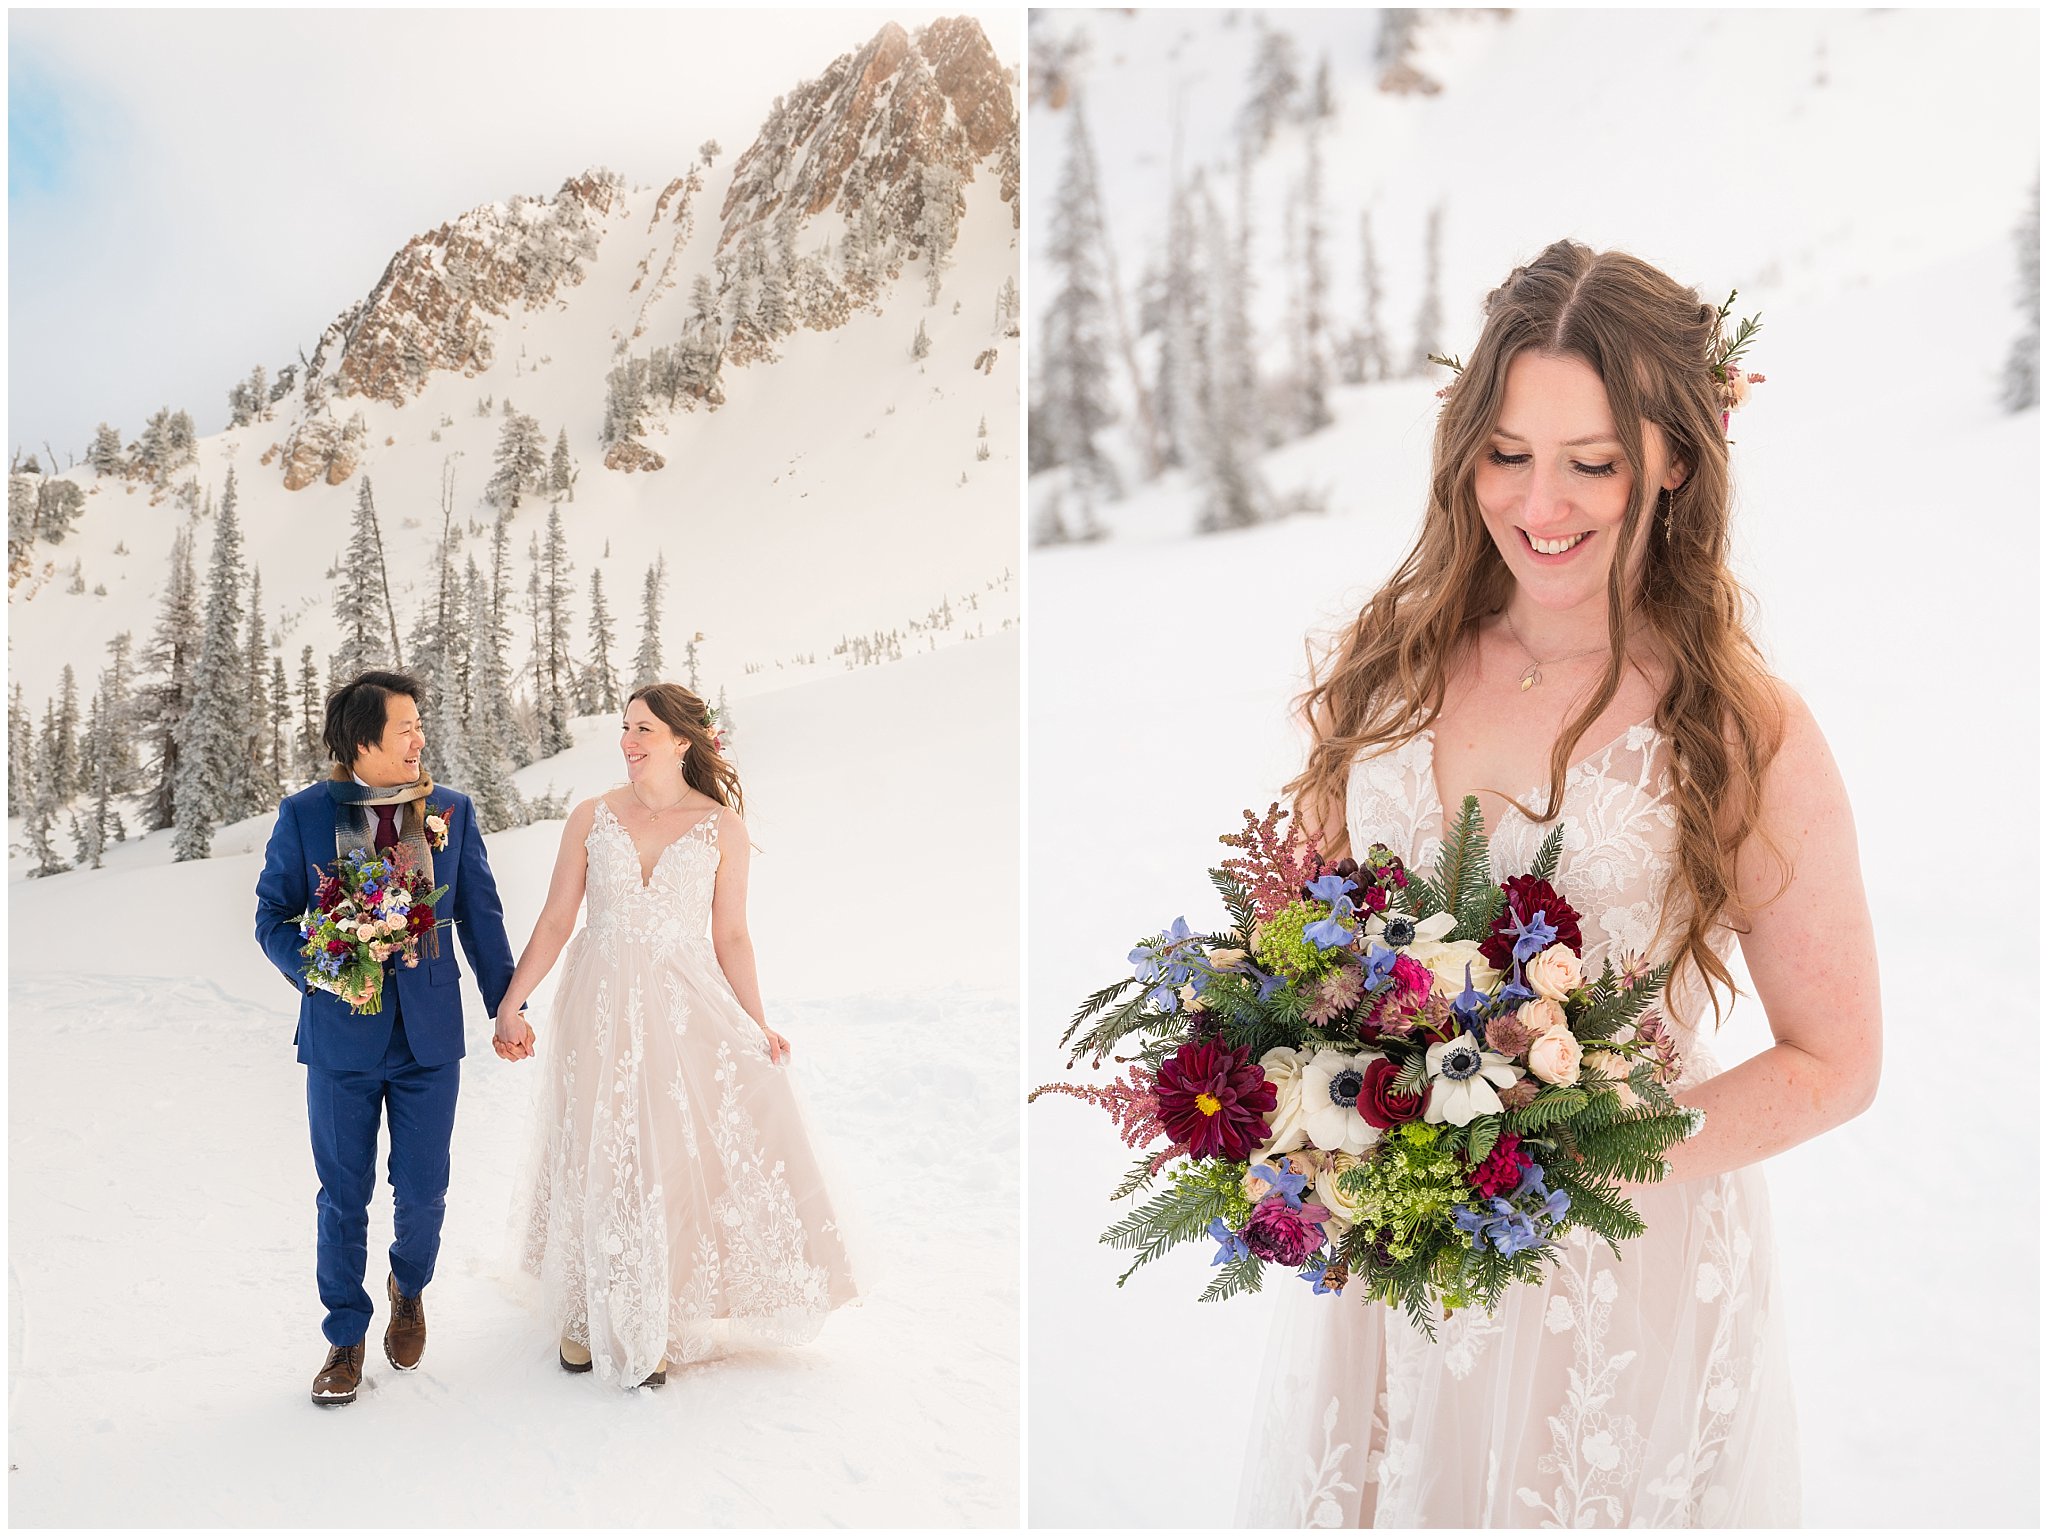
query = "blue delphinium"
(1303, 894, 1357, 950)
(1208, 1217, 1251, 1266)
(1131, 916, 1201, 1010)
(1245, 1160, 1309, 1211)
(316, 950, 346, 977)
(1301, 1255, 1344, 1295)
(1453, 1164, 1572, 1257)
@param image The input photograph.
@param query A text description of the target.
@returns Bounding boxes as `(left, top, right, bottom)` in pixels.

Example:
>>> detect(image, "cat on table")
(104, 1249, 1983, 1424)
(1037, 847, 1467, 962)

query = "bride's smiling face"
(1472, 351, 1687, 615)
(620, 697, 685, 782)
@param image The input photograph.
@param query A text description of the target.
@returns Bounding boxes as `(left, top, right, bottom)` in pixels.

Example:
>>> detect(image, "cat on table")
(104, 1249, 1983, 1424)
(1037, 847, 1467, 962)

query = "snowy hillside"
(1026, 8, 2037, 1530)
(9, 13, 1021, 750)
(10, 634, 1020, 1526)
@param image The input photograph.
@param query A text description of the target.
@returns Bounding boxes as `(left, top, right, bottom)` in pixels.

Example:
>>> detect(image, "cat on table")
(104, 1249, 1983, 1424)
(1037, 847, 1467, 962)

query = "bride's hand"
(759, 1026, 791, 1065)
(494, 1002, 535, 1063)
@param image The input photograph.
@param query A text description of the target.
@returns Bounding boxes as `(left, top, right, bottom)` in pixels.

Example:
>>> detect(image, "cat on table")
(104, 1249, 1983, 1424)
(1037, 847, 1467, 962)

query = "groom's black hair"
(324, 670, 426, 770)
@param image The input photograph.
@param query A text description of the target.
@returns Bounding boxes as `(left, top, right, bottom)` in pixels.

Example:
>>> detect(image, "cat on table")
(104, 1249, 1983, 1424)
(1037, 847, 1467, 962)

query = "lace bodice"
(583, 796, 720, 961)
(1346, 721, 1727, 1085)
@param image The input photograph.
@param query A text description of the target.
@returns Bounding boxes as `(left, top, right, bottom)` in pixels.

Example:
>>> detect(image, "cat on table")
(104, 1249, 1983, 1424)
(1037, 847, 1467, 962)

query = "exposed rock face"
(304, 170, 621, 411)
(281, 413, 366, 491)
(602, 439, 666, 474)
(718, 16, 1018, 251)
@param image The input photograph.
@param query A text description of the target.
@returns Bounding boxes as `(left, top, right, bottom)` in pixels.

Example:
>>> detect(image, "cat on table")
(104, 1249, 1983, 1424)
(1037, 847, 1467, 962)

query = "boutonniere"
(424, 802, 454, 852)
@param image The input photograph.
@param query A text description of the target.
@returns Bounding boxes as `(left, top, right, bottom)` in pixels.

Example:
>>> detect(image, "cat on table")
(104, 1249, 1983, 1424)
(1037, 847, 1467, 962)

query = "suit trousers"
(305, 998, 460, 1347)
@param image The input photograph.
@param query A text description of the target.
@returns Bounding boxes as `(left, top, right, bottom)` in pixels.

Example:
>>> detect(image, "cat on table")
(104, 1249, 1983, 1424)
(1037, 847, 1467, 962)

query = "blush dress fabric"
(519, 798, 858, 1383)
(1235, 723, 1799, 1527)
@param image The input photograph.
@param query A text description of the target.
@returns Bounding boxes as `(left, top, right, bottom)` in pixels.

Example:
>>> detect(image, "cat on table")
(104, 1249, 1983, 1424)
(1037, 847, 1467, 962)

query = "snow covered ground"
(9, 633, 1020, 1527)
(1026, 9, 2038, 1530)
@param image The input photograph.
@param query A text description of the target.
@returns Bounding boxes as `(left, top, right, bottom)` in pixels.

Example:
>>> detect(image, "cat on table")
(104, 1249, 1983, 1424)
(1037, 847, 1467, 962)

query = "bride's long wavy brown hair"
(1286, 239, 1788, 1027)
(630, 682, 745, 816)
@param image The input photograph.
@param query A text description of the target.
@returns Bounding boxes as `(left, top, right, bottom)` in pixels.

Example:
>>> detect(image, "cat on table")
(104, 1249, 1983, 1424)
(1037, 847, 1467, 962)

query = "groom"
(254, 670, 520, 1407)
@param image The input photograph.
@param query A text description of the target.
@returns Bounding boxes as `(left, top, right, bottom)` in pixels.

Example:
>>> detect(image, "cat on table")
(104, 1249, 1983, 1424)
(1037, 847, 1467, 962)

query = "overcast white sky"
(8, 6, 1019, 463)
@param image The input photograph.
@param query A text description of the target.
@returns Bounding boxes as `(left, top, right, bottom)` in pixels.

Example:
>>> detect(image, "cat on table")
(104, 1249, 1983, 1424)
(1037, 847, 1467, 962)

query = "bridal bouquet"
(1034, 801, 1699, 1335)
(296, 845, 449, 1016)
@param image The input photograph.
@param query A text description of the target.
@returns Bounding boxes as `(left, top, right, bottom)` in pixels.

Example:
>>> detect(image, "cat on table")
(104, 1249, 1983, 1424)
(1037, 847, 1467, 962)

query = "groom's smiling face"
(354, 695, 426, 788)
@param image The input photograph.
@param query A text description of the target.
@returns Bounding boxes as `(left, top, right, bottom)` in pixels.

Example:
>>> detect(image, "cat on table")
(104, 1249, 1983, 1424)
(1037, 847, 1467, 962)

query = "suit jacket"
(253, 779, 517, 1071)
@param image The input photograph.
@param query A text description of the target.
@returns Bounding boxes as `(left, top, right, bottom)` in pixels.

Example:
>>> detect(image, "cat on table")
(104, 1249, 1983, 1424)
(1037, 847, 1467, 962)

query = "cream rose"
(1416, 938, 1501, 999)
(1206, 946, 1248, 971)
(1524, 943, 1582, 1002)
(1515, 997, 1568, 1040)
(1527, 1027, 1584, 1087)
(1584, 1049, 1642, 1109)
(1178, 982, 1208, 1014)
(1252, 1045, 1312, 1159)
(1314, 1151, 1366, 1230)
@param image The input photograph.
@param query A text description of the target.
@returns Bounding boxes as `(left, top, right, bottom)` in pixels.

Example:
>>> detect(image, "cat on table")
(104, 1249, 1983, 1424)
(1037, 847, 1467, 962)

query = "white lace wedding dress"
(1237, 723, 1800, 1527)
(519, 798, 858, 1383)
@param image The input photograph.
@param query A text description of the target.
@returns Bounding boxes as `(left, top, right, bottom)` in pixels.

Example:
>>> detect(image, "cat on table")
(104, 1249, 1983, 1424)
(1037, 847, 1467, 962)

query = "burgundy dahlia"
(1154, 1038, 1277, 1161)
(1480, 875, 1585, 971)
(1242, 1194, 1329, 1267)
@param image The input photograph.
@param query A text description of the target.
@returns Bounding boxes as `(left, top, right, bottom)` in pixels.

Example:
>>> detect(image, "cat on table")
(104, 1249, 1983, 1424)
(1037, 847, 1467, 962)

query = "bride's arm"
(1651, 684, 1882, 1183)
(492, 797, 596, 1061)
(709, 811, 786, 1062)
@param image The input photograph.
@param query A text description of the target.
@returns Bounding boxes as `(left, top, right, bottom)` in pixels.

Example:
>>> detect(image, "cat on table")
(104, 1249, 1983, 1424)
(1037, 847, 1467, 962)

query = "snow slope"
(10, 631, 1019, 1527)
(1026, 9, 2038, 1529)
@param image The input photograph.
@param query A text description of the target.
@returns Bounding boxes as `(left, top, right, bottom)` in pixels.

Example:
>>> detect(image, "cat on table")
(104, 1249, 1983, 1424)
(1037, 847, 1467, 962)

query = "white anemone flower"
(1299, 1046, 1386, 1155)
(1362, 908, 1458, 952)
(1363, 910, 1501, 998)
(1422, 1031, 1523, 1127)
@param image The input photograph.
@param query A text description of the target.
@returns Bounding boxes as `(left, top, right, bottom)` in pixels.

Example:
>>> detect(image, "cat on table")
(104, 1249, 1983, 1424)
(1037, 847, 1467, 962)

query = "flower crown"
(1430, 289, 1766, 436)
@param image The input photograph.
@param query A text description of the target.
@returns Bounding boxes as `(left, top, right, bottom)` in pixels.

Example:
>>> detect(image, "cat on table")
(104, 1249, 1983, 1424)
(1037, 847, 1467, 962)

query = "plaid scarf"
(324, 767, 441, 959)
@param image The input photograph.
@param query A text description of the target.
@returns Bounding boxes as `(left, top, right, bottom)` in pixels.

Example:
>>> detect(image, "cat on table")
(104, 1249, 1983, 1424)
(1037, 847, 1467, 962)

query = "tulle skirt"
(1235, 1164, 1799, 1527)
(518, 929, 859, 1384)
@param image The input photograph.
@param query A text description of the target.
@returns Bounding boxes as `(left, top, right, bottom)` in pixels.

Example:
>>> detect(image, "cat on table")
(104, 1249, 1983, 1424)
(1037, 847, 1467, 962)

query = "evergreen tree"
(489, 411, 548, 507)
(269, 653, 292, 790)
(53, 663, 82, 798)
(87, 423, 125, 476)
(1037, 101, 1119, 535)
(412, 506, 464, 783)
(1297, 125, 1333, 434)
(244, 566, 279, 811)
(8, 474, 36, 582)
(919, 162, 964, 306)
(171, 468, 249, 860)
(7, 681, 29, 817)
(537, 505, 575, 757)
(550, 428, 575, 499)
(298, 644, 323, 779)
(1196, 161, 1268, 532)
(140, 527, 202, 830)
(101, 630, 138, 781)
(1348, 209, 1393, 384)
(36, 478, 84, 544)
(1408, 203, 1445, 377)
(461, 553, 524, 832)
(70, 685, 110, 870)
(484, 513, 534, 769)
(633, 554, 667, 687)
(331, 477, 400, 683)
(912, 319, 932, 360)
(1241, 26, 1303, 157)
(24, 727, 69, 878)
(2003, 175, 2039, 413)
(583, 567, 621, 714)
(1152, 175, 1206, 472)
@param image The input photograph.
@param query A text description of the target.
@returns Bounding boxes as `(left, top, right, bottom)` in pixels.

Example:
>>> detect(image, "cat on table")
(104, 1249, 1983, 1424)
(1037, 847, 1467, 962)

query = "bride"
(494, 682, 857, 1386)
(1237, 241, 1880, 1525)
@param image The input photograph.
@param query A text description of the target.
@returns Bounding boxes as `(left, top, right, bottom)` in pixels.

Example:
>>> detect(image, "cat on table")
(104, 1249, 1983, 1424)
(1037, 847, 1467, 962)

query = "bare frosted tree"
(2003, 175, 2039, 412)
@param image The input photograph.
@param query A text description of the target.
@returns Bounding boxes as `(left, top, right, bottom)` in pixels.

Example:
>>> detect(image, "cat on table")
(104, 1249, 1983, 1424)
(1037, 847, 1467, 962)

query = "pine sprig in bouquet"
(1035, 802, 1699, 1336)
(296, 845, 449, 1016)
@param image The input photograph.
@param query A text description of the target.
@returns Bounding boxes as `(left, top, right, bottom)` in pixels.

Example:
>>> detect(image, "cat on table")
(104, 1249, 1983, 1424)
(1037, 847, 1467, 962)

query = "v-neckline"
(596, 795, 718, 890)
(1421, 715, 1661, 843)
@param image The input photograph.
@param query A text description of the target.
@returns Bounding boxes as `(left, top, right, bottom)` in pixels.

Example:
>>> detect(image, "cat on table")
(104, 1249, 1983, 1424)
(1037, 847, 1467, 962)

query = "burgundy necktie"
(373, 805, 399, 852)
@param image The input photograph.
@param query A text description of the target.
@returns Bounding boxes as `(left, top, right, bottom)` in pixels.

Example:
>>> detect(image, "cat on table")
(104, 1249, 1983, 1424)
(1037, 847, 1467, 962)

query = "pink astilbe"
(1029, 1068, 1168, 1152)
(1218, 803, 1329, 924)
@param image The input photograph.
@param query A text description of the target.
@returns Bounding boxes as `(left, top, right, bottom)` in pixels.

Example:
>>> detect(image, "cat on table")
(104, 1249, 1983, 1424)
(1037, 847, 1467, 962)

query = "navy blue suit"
(254, 779, 518, 1346)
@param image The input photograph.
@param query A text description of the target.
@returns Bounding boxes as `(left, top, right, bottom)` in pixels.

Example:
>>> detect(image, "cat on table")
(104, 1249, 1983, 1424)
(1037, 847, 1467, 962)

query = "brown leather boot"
(558, 1335, 593, 1374)
(312, 1342, 365, 1406)
(384, 1273, 426, 1371)
(639, 1358, 668, 1389)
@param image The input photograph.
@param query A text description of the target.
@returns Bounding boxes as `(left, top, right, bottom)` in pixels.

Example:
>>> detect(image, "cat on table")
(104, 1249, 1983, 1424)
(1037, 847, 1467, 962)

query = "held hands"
(759, 1025, 791, 1065)
(494, 1000, 536, 1063)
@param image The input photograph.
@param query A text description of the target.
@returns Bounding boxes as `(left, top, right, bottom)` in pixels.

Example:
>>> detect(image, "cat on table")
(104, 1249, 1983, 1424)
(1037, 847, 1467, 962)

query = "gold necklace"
(1500, 611, 1608, 692)
(630, 781, 694, 815)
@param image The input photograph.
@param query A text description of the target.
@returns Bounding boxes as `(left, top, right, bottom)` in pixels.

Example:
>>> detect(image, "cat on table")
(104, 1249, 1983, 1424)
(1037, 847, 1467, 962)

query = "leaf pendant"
(1520, 664, 1541, 691)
